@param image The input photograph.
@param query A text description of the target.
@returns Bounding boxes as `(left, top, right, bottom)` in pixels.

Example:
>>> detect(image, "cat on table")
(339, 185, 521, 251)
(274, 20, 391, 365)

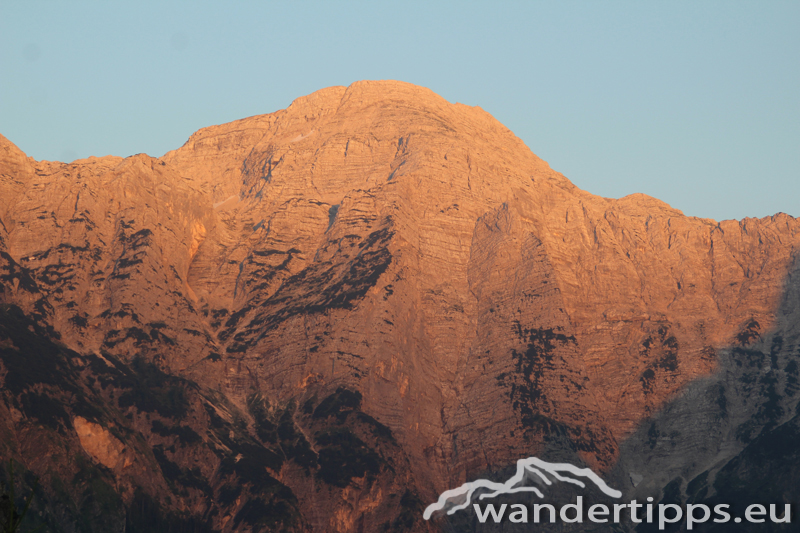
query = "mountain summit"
(1, 81, 799, 532)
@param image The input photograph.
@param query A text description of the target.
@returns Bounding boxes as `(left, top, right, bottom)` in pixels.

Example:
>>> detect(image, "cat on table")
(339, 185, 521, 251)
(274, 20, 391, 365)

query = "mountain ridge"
(1, 80, 799, 532)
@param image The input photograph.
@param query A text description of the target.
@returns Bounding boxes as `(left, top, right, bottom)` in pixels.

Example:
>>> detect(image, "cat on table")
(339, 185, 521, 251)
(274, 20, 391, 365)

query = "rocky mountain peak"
(1, 81, 799, 532)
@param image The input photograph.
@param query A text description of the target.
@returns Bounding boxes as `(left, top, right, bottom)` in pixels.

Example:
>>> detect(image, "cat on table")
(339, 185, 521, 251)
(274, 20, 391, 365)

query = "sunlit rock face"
(1, 81, 799, 532)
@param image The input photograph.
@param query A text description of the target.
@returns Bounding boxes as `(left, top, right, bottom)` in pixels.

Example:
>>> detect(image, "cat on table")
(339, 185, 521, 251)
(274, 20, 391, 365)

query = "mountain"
(1, 80, 798, 532)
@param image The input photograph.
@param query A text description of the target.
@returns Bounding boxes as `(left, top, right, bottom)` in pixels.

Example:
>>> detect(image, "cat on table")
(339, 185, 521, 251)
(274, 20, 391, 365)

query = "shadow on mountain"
(0, 301, 425, 532)
(431, 252, 800, 533)
(605, 251, 800, 532)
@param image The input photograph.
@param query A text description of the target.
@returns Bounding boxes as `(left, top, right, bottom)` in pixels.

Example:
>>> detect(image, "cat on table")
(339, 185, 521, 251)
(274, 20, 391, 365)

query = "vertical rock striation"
(1, 81, 798, 531)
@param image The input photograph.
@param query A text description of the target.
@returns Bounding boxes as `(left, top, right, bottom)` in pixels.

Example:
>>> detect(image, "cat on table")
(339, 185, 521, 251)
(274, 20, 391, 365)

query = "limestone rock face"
(73, 416, 129, 470)
(1, 80, 799, 531)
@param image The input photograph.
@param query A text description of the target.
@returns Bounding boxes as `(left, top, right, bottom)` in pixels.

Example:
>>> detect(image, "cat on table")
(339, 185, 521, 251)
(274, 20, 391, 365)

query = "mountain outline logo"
(423, 457, 622, 520)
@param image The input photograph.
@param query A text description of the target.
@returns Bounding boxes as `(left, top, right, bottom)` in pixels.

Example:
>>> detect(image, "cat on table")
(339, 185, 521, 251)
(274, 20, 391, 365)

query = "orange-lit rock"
(73, 416, 129, 470)
(1, 81, 799, 531)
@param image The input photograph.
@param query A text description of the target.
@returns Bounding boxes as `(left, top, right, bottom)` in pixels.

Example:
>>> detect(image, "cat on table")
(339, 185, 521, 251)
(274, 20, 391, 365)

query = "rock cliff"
(1, 80, 798, 532)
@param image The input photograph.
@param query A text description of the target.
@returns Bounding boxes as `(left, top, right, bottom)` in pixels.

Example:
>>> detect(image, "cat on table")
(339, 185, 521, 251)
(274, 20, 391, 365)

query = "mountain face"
(1, 80, 799, 532)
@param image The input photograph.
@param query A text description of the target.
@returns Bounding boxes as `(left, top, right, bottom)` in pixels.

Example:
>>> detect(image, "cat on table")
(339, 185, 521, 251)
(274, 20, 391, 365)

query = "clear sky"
(1, 1, 797, 221)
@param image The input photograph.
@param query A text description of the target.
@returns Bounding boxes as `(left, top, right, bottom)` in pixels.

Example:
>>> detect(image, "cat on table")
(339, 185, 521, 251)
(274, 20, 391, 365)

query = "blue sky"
(1, 1, 797, 221)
